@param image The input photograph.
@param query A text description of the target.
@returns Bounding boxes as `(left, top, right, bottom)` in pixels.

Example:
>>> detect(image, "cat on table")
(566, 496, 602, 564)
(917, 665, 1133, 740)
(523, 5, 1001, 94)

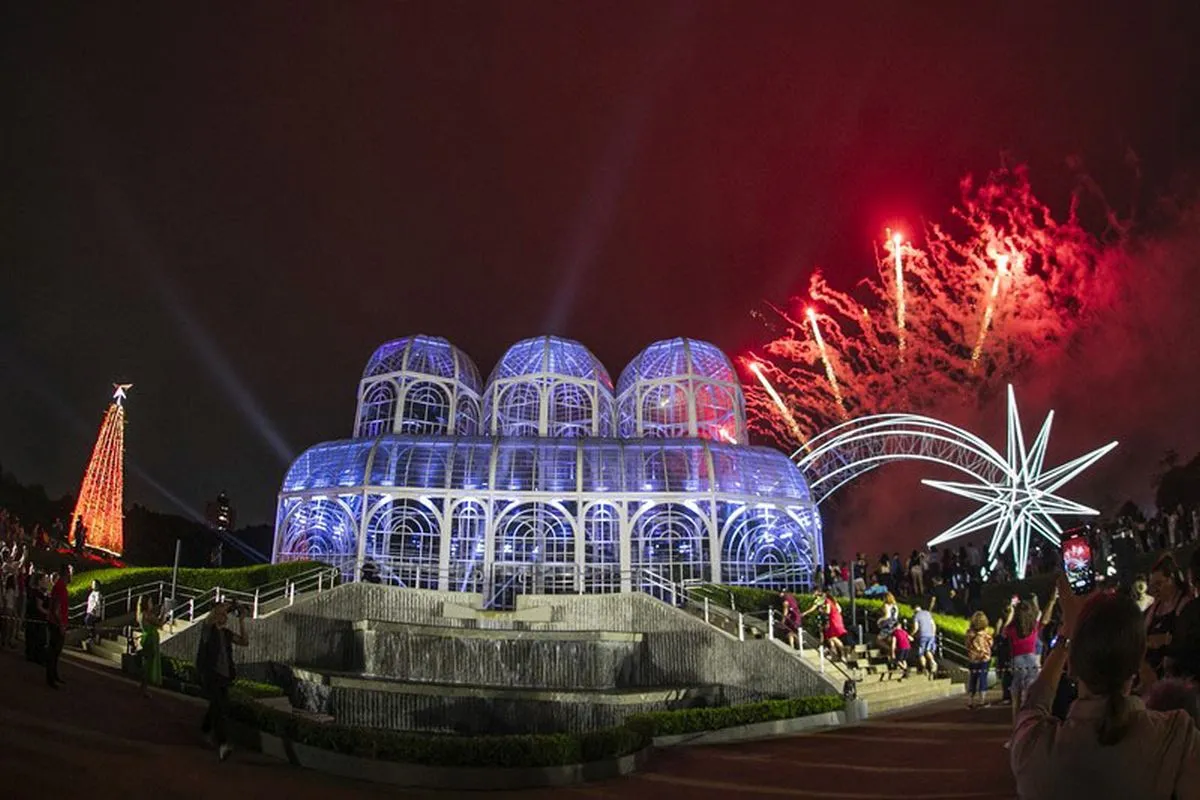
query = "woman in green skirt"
(137, 594, 162, 696)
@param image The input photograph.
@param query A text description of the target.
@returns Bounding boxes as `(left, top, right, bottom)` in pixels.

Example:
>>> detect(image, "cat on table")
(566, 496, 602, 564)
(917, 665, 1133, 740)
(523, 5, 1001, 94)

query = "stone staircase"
(786, 640, 956, 715)
(84, 634, 130, 667)
(681, 598, 958, 716)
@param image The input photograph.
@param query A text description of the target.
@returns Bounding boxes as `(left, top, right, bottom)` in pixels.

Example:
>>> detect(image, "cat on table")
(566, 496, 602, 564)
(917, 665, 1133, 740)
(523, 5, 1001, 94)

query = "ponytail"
(1097, 692, 1133, 746)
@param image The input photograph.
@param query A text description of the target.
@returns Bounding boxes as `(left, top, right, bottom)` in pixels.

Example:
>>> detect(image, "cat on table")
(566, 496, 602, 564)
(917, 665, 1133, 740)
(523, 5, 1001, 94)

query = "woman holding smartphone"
(1000, 586, 1058, 727)
(1010, 576, 1198, 799)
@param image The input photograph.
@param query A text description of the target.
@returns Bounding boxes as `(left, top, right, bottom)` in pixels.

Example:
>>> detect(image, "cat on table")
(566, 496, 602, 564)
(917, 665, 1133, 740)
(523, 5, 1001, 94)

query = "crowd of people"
(813, 504, 1200, 609)
(776, 586, 944, 683)
(0, 542, 72, 688)
(0, 508, 89, 556)
(791, 521, 1200, 797)
(817, 543, 991, 616)
(1014, 506, 1200, 581)
(814, 547, 1200, 798)
(1115, 504, 1200, 554)
(0, 533, 251, 762)
(1007, 561, 1200, 797)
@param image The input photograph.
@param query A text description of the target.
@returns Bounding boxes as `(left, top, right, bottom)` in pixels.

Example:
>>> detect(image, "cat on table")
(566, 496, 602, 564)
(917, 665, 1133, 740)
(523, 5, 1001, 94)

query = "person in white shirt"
(84, 580, 103, 646)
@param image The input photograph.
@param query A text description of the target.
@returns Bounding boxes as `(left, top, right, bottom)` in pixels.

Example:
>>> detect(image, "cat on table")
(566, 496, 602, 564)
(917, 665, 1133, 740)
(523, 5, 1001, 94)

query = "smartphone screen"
(1062, 534, 1095, 595)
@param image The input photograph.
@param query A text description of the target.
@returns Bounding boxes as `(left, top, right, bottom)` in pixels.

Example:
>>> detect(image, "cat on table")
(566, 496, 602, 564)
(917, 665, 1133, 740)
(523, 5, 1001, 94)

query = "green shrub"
(221, 686, 839, 766)
(231, 679, 287, 700)
(624, 695, 844, 737)
(163, 656, 198, 684)
(227, 698, 649, 767)
(160, 657, 284, 699)
(68, 561, 330, 606)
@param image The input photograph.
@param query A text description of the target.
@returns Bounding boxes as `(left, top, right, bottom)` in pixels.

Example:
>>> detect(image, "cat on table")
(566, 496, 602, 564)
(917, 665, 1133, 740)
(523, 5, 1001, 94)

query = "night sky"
(3, 3, 1198, 531)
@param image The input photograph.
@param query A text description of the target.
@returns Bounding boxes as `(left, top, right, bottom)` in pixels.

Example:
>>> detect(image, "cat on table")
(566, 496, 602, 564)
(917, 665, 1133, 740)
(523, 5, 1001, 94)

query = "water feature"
(280, 620, 729, 734)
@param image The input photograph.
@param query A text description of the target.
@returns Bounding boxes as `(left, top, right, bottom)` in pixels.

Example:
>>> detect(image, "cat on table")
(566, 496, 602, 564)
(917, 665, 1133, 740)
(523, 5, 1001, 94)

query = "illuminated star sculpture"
(924, 386, 1117, 579)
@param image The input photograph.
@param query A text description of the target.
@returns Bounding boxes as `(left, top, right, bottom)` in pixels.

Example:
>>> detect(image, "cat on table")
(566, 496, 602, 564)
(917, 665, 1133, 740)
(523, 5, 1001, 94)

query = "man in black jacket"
(196, 601, 249, 761)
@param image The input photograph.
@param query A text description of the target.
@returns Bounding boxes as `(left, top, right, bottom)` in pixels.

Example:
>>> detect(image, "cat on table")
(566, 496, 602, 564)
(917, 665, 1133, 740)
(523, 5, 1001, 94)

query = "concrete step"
(852, 646, 884, 660)
(790, 644, 956, 714)
(867, 682, 957, 715)
(88, 637, 127, 665)
(854, 676, 953, 699)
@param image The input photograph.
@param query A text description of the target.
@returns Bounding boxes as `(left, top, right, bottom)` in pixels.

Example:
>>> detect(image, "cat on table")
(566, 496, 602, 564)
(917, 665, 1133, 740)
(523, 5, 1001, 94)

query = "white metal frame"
(794, 385, 1117, 578)
(273, 437, 823, 601)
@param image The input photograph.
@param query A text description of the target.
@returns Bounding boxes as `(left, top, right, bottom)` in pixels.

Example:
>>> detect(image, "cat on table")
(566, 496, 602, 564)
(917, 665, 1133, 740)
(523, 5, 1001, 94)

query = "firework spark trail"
(744, 166, 1116, 451)
(807, 307, 847, 416)
(892, 232, 906, 361)
(749, 361, 808, 449)
(971, 252, 1009, 366)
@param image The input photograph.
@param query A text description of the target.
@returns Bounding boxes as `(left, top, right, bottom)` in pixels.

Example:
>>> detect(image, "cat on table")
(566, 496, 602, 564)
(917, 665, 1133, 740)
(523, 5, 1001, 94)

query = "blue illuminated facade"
(275, 335, 823, 600)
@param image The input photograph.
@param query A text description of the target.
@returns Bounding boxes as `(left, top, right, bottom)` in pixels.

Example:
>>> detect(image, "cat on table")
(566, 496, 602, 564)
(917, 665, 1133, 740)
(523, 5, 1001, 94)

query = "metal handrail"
(638, 567, 684, 606)
(674, 581, 858, 685)
(68, 566, 338, 627)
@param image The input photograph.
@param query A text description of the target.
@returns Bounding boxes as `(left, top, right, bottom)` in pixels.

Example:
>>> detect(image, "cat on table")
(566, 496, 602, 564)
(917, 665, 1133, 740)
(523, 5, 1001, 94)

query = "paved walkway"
(0, 648, 1016, 799)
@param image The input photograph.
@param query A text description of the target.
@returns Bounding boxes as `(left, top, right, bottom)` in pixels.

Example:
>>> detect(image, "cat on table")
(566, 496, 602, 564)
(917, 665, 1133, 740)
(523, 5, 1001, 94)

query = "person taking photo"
(196, 601, 249, 762)
(1010, 574, 1198, 799)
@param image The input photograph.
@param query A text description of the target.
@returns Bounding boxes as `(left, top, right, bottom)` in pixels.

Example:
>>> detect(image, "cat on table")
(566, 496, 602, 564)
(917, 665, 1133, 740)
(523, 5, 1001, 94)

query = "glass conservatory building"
(273, 335, 823, 601)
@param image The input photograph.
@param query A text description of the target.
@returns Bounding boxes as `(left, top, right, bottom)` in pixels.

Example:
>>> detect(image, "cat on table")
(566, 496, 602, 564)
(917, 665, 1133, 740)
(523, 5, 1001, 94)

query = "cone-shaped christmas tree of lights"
(70, 384, 132, 556)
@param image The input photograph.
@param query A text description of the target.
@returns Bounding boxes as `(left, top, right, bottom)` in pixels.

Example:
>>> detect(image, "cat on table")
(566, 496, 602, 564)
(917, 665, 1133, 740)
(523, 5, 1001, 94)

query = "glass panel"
(535, 442, 578, 492)
(398, 380, 452, 435)
(364, 497, 442, 589)
(283, 441, 373, 492)
(448, 442, 491, 491)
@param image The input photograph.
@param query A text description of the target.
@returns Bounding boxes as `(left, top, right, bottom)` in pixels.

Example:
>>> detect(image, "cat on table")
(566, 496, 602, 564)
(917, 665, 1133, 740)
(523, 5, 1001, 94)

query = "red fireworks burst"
(744, 165, 1119, 449)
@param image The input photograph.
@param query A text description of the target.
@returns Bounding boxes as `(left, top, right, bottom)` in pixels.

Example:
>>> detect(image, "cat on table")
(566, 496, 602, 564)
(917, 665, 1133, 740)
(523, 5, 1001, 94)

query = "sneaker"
(219, 744, 233, 762)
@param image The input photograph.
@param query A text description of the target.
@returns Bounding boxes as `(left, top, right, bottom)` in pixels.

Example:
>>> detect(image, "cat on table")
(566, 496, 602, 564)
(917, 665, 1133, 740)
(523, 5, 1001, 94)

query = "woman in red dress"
(802, 589, 847, 661)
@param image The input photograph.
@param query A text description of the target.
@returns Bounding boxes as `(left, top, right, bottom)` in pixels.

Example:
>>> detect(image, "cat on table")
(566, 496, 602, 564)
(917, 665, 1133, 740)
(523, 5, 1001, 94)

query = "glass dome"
(354, 335, 482, 438)
(483, 336, 615, 437)
(274, 434, 821, 595)
(616, 338, 747, 444)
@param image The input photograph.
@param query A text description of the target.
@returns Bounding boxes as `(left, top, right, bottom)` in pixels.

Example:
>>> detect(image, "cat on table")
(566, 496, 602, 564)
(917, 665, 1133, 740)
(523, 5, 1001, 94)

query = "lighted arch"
(794, 414, 1009, 504)
(794, 386, 1117, 579)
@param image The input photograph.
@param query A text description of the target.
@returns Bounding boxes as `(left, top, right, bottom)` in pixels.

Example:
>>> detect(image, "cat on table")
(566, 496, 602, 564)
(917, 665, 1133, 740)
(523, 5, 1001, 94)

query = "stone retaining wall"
(362, 628, 641, 690)
(162, 583, 835, 716)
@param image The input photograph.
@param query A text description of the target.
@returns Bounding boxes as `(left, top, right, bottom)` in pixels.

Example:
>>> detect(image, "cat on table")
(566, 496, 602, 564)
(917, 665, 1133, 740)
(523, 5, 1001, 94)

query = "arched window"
(449, 500, 487, 593)
(630, 502, 711, 593)
(493, 502, 576, 595)
(720, 506, 815, 589)
(399, 381, 452, 435)
(583, 503, 621, 593)
(357, 381, 397, 437)
(366, 498, 441, 588)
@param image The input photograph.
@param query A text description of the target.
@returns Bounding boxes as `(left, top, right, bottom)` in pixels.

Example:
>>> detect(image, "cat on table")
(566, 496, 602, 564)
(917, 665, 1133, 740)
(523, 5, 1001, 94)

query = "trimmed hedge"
(228, 697, 648, 768)
(213, 687, 843, 767)
(161, 657, 285, 699)
(624, 695, 844, 737)
(695, 585, 971, 647)
(68, 561, 330, 606)
(225, 691, 843, 767)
